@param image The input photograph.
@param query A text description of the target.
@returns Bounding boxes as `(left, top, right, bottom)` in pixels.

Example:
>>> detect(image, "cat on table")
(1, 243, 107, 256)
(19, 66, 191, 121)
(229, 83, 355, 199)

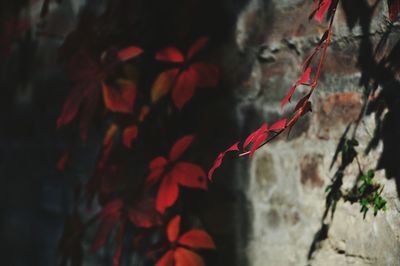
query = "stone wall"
(235, 0, 400, 265)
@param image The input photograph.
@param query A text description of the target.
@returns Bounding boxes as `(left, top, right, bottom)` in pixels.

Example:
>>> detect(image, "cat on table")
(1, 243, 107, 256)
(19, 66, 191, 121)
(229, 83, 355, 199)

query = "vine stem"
(240, 0, 340, 157)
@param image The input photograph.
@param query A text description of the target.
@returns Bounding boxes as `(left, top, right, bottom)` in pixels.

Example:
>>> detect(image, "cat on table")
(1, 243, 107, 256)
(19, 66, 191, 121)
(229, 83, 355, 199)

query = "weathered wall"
(235, 0, 400, 265)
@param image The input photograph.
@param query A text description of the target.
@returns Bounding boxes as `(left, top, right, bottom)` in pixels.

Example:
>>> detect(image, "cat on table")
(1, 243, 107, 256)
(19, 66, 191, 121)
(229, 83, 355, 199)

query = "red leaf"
(146, 157, 168, 189)
(151, 69, 180, 103)
(187, 37, 209, 59)
(156, 47, 185, 63)
(128, 198, 161, 228)
(388, 0, 400, 22)
(117, 46, 143, 61)
(167, 215, 181, 243)
(123, 126, 138, 148)
(156, 174, 179, 214)
(173, 162, 207, 190)
(150, 156, 169, 170)
(281, 85, 297, 109)
(102, 80, 136, 113)
(145, 168, 165, 190)
(244, 123, 268, 149)
(190, 63, 219, 88)
(281, 67, 312, 109)
(313, 0, 332, 23)
(174, 248, 205, 266)
(178, 230, 216, 249)
(155, 250, 175, 266)
(208, 142, 240, 180)
(249, 131, 268, 157)
(172, 69, 198, 109)
(269, 119, 287, 131)
(169, 135, 194, 162)
(299, 67, 312, 84)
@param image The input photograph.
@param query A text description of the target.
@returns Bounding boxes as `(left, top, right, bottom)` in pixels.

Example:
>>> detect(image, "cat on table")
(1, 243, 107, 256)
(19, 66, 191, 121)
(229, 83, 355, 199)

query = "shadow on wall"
(308, 0, 400, 260)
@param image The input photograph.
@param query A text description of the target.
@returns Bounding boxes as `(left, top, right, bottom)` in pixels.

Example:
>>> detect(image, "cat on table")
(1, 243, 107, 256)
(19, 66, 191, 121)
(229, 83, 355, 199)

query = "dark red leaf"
(101, 199, 123, 219)
(178, 229, 216, 249)
(122, 126, 138, 148)
(208, 142, 240, 180)
(156, 47, 185, 63)
(151, 69, 180, 103)
(190, 63, 219, 88)
(156, 174, 179, 214)
(145, 168, 165, 190)
(169, 135, 194, 162)
(128, 198, 161, 228)
(187, 37, 209, 59)
(117, 46, 143, 62)
(174, 248, 205, 266)
(173, 162, 207, 190)
(167, 215, 181, 243)
(172, 69, 198, 109)
(102, 80, 136, 113)
(150, 156, 168, 170)
(155, 250, 175, 266)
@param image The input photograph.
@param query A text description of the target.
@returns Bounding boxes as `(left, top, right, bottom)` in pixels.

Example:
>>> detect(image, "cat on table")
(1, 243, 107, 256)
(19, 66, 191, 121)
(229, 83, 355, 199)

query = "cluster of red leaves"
(57, 46, 143, 139)
(146, 135, 207, 213)
(91, 197, 161, 265)
(156, 215, 215, 266)
(152, 37, 219, 109)
(56, 37, 218, 265)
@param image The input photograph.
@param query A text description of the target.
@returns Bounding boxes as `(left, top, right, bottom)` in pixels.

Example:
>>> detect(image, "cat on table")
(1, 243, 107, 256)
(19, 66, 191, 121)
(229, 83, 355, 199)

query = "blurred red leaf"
(178, 230, 216, 249)
(102, 80, 137, 113)
(117, 46, 143, 62)
(156, 47, 184, 63)
(187, 37, 209, 59)
(173, 162, 207, 190)
(128, 198, 161, 228)
(172, 68, 198, 109)
(167, 215, 181, 243)
(122, 126, 138, 148)
(155, 250, 175, 266)
(156, 174, 180, 213)
(169, 135, 194, 161)
(174, 248, 205, 266)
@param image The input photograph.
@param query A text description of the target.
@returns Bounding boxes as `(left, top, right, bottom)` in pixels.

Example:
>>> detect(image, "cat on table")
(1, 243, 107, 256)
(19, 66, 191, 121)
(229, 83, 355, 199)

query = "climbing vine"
(1, 0, 399, 265)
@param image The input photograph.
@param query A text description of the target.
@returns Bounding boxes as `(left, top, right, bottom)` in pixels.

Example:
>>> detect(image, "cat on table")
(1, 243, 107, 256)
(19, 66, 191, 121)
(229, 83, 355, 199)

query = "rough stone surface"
(237, 0, 400, 265)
